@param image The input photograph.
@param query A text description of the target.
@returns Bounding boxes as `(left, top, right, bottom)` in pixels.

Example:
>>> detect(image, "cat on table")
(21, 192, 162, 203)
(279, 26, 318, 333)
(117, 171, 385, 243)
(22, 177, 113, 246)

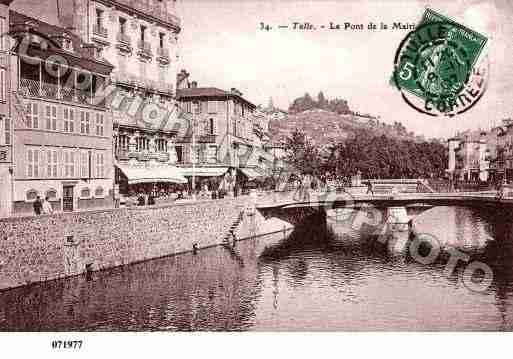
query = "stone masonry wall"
(0, 198, 249, 291)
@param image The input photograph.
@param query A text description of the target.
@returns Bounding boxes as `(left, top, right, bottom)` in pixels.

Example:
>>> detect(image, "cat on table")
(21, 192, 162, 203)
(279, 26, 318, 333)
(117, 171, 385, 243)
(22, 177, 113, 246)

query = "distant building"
(447, 129, 489, 182)
(262, 97, 288, 122)
(8, 10, 114, 215)
(176, 83, 266, 181)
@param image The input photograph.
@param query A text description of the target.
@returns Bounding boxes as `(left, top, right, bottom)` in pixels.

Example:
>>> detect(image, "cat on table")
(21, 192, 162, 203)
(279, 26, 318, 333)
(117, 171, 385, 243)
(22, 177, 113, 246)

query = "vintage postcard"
(0, 0, 512, 356)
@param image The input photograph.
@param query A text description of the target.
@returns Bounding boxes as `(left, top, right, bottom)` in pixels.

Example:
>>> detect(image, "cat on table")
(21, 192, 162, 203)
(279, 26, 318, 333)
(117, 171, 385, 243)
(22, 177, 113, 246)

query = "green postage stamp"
(393, 8, 489, 116)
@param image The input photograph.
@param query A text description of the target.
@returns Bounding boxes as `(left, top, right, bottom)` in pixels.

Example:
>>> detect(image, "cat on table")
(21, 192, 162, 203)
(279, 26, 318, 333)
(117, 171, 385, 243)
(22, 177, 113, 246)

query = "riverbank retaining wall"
(0, 198, 249, 291)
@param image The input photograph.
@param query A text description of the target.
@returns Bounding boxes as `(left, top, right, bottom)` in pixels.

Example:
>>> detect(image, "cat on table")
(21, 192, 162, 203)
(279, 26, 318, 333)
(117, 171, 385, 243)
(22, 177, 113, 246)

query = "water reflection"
(1, 206, 513, 331)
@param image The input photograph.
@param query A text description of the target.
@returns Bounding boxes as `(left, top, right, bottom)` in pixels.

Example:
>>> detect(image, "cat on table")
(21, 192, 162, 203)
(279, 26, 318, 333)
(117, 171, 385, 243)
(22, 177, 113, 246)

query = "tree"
(284, 129, 320, 175)
(317, 91, 327, 110)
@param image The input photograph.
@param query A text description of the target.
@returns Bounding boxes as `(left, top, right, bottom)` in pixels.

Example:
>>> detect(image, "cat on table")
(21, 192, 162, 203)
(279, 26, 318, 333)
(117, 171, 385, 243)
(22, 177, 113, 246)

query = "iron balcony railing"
(117, 32, 131, 45)
(113, 0, 181, 28)
(93, 24, 108, 38)
(156, 47, 170, 59)
(19, 78, 99, 106)
(111, 72, 173, 95)
(137, 40, 152, 56)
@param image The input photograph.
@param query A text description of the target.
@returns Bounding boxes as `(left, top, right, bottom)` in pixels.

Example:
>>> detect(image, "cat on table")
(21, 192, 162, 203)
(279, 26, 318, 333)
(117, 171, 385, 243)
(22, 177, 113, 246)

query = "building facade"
(0, 0, 14, 217)
(8, 10, 114, 216)
(448, 129, 490, 183)
(56, 0, 186, 195)
(175, 81, 284, 190)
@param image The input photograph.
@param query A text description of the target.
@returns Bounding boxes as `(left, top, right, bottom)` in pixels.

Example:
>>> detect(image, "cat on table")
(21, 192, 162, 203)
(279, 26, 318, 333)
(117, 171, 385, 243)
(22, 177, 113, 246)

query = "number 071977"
(51, 340, 83, 349)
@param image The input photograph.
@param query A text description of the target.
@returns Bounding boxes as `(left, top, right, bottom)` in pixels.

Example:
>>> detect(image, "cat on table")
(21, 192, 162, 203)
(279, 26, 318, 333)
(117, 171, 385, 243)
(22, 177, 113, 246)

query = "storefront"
(116, 163, 188, 197)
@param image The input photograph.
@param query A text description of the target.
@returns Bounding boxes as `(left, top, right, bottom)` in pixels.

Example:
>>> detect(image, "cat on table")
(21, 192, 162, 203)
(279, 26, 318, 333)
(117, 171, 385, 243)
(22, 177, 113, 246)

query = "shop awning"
(117, 164, 188, 184)
(179, 167, 229, 177)
(239, 167, 265, 180)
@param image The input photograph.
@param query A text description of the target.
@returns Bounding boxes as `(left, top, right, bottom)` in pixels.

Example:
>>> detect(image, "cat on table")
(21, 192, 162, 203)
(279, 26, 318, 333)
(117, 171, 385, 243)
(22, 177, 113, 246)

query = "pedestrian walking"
(33, 196, 42, 215)
(42, 196, 53, 215)
(366, 180, 374, 196)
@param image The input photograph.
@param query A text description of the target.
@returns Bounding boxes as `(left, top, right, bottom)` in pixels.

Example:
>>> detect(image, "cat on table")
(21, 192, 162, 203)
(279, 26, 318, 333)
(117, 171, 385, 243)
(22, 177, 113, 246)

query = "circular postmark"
(393, 21, 489, 117)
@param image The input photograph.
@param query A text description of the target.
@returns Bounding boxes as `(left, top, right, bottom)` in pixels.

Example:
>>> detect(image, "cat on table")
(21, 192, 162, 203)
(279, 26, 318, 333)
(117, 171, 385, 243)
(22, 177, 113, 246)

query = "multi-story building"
(448, 130, 489, 183)
(55, 0, 186, 195)
(176, 82, 257, 179)
(488, 119, 513, 183)
(8, 10, 114, 215)
(0, 0, 14, 217)
(175, 79, 286, 189)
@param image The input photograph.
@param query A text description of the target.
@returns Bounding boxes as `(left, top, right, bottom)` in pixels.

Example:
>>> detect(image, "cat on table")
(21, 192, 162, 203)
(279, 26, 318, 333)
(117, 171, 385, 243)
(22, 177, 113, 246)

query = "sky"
(176, 0, 513, 139)
(10, 0, 513, 139)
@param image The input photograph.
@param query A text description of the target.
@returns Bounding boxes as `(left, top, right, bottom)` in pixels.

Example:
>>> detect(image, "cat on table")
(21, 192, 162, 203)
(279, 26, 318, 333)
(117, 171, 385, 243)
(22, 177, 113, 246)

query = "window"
(46, 149, 58, 178)
(118, 134, 129, 151)
(95, 113, 104, 136)
(136, 137, 150, 151)
(26, 189, 38, 201)
(80, 111, 90, 134)
(96, 46, 103, 59)
(45, 189, 57, 200)
(0, 68, 5, 102)
(207, 101, 217, 114)
(45, 105, 57, 131)
(95, 152, 104, 178)
(95, 187, 104, 198)
(81, 188, 91, 198)
(140, 25, 146, 42)
(64, 150, 75, 177)
(208, 118, 215, 135)
(0, 116, 10, 145)
(159, 32, 165, 48)
(175, 145, 183, 163)
(119, 17, 127, 34)
(0, 17, 5, 51)
(207, 145, 218, 164)
(96, 9, 103, 28)
(80, 151, 88, 178)
(156, 138, 167, 152)
(27, 148, 42, 178)
(63, 108, 74, 132)
(26, 102, 39, 128)
(86, 112, 90, 134)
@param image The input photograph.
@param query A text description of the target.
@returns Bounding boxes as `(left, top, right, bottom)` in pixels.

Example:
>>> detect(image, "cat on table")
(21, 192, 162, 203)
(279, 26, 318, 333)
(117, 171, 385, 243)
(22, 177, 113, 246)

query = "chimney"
(190, 81, 198, 88)
(231, 88, 242, 96)
(176, 69, 190, 90)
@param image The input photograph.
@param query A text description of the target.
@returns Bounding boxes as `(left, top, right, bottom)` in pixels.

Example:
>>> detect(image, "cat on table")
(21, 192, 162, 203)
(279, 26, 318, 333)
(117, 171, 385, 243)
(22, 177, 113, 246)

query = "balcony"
(116, 33, 132, 53)
(137, 40, 152, 60)
(178, 134, 217, 144)
(19, 78, 104, 107)
(156, 47, 170, 65)
(158, 152, 170, 162)
(93, 24, 108, 39)
(116, 149, 130, 161)
(111, 72, 173, 95)
(113, 0, 181, 29)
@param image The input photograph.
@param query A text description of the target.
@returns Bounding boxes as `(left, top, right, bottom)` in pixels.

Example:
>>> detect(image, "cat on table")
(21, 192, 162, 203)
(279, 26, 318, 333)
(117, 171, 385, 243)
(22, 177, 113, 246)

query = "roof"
(177, 87, 256, 109)
(10, 11, 113, 75)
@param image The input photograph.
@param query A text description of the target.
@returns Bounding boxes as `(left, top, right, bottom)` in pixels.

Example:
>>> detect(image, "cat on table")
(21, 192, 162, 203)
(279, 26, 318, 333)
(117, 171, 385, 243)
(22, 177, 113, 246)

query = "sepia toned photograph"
(0, 0, 512, 350)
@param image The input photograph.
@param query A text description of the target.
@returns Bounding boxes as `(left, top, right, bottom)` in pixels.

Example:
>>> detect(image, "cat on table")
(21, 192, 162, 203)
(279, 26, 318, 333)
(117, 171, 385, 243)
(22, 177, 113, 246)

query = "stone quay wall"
(0, 198, 249, 291)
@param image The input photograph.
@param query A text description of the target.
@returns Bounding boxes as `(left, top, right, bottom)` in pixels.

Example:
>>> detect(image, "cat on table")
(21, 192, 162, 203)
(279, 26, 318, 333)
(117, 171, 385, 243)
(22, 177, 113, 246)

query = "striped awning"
(117, 164, 188, 184)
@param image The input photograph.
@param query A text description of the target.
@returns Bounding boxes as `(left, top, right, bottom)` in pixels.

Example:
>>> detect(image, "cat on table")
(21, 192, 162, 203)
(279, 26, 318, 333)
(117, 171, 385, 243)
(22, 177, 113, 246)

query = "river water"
(1, 206, 513, 331)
